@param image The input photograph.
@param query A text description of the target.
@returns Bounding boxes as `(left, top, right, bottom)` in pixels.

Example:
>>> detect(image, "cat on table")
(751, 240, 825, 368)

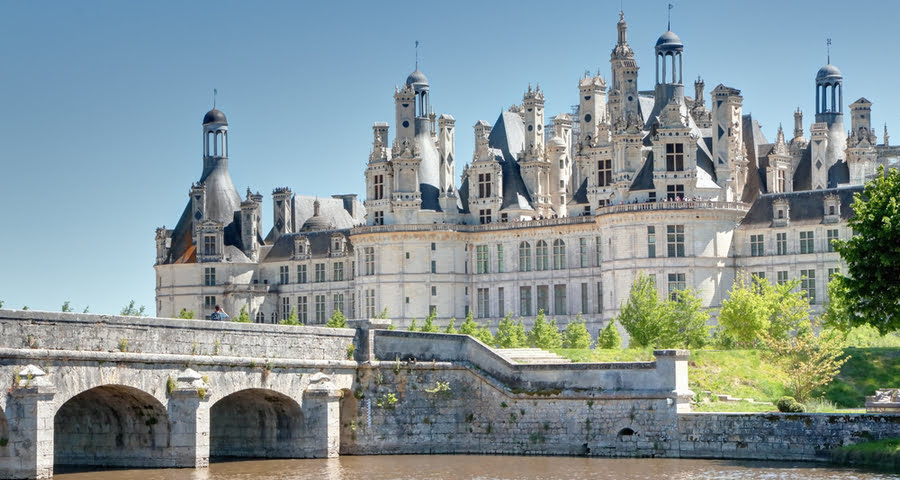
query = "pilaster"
(4, 365, 56, 480)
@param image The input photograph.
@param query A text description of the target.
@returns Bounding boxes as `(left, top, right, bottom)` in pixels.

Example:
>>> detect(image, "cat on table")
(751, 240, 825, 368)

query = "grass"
(692, 400, 774, 413)
(814, 347, 900, 408)
(831, 438, 900, 470)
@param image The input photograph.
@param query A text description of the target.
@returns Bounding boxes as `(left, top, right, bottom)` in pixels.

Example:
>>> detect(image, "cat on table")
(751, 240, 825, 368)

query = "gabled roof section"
(262, 230, 353, 263)
(740, 186, 861, 228)
(487, 111, 534, 210)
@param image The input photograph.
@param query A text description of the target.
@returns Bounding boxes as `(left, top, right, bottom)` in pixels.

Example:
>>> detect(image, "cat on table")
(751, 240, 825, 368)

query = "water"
(54, 456, 899, 480)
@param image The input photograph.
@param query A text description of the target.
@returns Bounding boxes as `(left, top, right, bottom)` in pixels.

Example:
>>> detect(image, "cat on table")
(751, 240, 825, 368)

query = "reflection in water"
(54, 456, 900, 480)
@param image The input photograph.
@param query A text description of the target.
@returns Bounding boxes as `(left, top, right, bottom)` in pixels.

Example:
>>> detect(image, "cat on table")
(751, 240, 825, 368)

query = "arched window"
(536, 240, 549, 271)
(552, 239, 566, 270)
(255, 311, 264, 323)
(519, 242, 532, 272)
(206, 131, 214, 156)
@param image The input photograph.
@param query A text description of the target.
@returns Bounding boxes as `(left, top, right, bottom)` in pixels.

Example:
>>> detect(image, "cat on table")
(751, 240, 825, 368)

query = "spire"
(213, 88, 217, 109)
(667, 3, 673, 31)
(415, 40, 419, 70)
(313, 198, 321, 217)
(826, 38, 832, 64)
(885, 123, 890, 147)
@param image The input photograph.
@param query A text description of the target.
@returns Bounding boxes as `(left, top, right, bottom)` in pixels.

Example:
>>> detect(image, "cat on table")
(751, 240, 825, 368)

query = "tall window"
(666, 184, 685, 201)
(667, 225, 685, 258)
(478, 173, 492, 198)
(647, 226, 656, 258)
(334, 262, 344, 281)
(750, 234, 764, 257)
(204, 295, 216, 310)
(596, 237, 602, 265)
(581, 282, 589, 314)
(297, 264, 307, 283)
(334, 293, 344, 315)
(477, 288, 490, 318)
(204, 267, 216, 286)
(827, 267, 840, 283)
(827, 229, 839, 252)
(498, 287, 505, 316)
(373, 174, 385, 200)
(256, 311, 265, 323)
(537, 285, 549, 313)
(298, 296, 308, 323)
(536, 240, 549, 271)
(776, 169, 786, 193)
(476, 245, 489, 274)
(598, 158, 612, 186)
(579, 238, 588, 268)
(776, 270, 789, 285)
(373, 211, 384, 225)
(666, 143, 684, 171)
(800, 269, 816, 304)
(203, 235, 216, 255)
(554, 285, 567, 315)
(364, 247, 375, 275)
(776, 232, 787, 255)
(315, 263, 326, 282)
(279, 265, 290, 284)
(667, 273, 686, 301)
(497, 244, 504, 273)
(315, 295, 326, 323)
(349, 292, 356, 318)
(519, 286, 532, 317)
(479, 209, 492, 224)
(519, 242, 532, 272)
(281, 297, 290, 320)
(365, 289, 375, 318)
(596, 281, 603, 313)
(799, 231, 814, 254)
(552, 239, 566, 270)
(431, 260, 436, 273)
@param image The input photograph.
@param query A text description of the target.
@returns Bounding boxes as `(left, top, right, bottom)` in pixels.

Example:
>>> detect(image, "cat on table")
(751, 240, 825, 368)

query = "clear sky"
(1, 0, 897, 315)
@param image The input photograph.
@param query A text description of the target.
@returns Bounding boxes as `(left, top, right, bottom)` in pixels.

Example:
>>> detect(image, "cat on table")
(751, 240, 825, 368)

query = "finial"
(826, 38, 832, 64)
(415, 40, 419, 70)
(213, 88, 217, 109)
(667, 3, 674, 31)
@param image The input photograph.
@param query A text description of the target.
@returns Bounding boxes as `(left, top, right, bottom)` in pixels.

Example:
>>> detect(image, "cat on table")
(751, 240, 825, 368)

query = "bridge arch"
(0, 408, 9, 463)
(210, 388, 308, 458)
(54, 384, 170, 468)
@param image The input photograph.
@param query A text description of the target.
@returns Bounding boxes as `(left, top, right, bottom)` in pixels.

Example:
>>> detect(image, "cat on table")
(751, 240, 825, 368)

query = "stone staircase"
(494, 348, 571, 364)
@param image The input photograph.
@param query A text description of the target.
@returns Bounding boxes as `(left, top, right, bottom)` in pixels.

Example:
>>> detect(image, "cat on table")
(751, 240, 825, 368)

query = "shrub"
(327, 308, 347, 328)
(597, 321, 622, 349)
(776, 396, 806, 413)
(527, 310, 562, 350)
(562, 314, 592, 349)
(495, 314, 527, 348)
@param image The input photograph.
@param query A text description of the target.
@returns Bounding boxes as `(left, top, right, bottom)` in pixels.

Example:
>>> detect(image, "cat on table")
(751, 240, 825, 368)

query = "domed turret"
(300, 199, 334, 232)
(816, 64, 842, 81)
(203, 108, 227, 125)
(655, 31, 683, 53)
(406, 69, 429, 92)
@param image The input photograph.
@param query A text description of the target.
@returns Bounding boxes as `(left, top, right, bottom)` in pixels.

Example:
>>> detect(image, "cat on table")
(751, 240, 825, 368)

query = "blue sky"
(1, 0, 896, 315)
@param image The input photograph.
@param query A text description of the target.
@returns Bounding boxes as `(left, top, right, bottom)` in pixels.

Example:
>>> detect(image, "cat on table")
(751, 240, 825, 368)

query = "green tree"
(822, 274, 852, 331)
(82, 305, 90, 314)
(719, 273, 810, 347)
(527, 310, 562, 350)
(420, 311, 439, 333)
(22, 306, 29, 310)
(377, 307, 389, 319)
(327, 308, 348, 328)
(458, 312, 478, 336)
(120, 300, 146, 317)
(661, 289, 710, 349)
(443, 318, 458, 334)
(597, 321, 622, 349)
(495, 314, 527, 348)
(0, 300, 4, 308)
(279, 307, 300, 326)
(178, 308, 195, 319)
(764, 326, 850, 402)
(562, 314, 592, 349)
(408, 318, 419, 332)
(474, 325, 495, 346)
(834, 166, 900, 334)
(234, 305, 252, 323)
(61, 301, 72, 312)
(616, 273, 664, 348)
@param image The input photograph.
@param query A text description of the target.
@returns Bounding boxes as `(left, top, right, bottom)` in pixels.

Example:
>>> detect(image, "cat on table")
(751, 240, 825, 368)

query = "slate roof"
(262, 230, 353, 263)
(487, 111, 535, 210)
(629, 151, 655, 191)
(739, 186, 861, 228)
(264, 195, 365, 243)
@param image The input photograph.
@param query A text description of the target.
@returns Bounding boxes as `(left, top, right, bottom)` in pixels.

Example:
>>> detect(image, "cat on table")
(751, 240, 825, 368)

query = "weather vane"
(213, 88, 217, 109)
(826, 38, 832, 64)
(415, 40, 419, 70)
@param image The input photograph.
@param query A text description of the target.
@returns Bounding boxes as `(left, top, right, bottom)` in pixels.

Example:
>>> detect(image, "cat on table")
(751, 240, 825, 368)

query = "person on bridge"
(210, 305, 229, 321)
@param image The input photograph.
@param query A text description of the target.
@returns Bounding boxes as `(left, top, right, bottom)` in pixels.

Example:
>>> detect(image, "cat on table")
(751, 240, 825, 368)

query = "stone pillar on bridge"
(304, 374, 342, 458)
(167, 369, 212, 468)
(4, 365, 56, 480)
(653, 349, 694, 413)
(348, 318, 393, 362)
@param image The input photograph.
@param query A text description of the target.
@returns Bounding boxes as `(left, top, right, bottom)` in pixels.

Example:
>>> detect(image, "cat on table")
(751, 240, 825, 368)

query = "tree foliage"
(616, 273, 710, 348)
(234, 305, 252, 323)
(616, 273, 664, 348)
(420, 311, 439, 333)
(279, 307, 300, 325)
(562, 314, 592, 349)
(178, 308, 195, 319)
(458, 312, 477, 336)
(662, 290, 710, 349)
(833, 166, 900, 334)
(61, 301, 72, 313)
(718, 273, 810, 347)
(443, 318, 458, 334)
(495, 314, 527, 348)
(527, 310, 562, 350)
(597, 320, 622, 349)
(407, 318, 418, 332)
(0, 300, 4, 309)
(763, 327, 850, 402)
(327, 308, 347, 328)
(120, 300, 146, 317)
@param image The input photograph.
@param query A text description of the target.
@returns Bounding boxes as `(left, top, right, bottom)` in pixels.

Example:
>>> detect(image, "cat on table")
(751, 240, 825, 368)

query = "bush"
(527, 310, 562, 350)
(776, 396, 806, 413)
(495, 314, 526, 348)
(597, 321, 622, 349)
(327, 308, 347, 328)
(562, 314, 592, 349)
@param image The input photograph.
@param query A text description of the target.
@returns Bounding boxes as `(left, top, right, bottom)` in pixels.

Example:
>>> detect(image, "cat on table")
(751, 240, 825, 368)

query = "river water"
(54, 456, 899, 479)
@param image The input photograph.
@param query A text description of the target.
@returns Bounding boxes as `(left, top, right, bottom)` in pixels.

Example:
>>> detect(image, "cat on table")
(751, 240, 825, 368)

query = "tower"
(609, 11, 640, 130)
(711, 85, 744, 201)
(272, 187, 293, 237)
(577, 73, 608, 148)
(847, 98, 878, 185)
(811, 60, 846, 187)
(653, 29, 685, 111)
(240, 189, 262, 262)
(523, 84, 545, 154)
(364, 122, 393, 226)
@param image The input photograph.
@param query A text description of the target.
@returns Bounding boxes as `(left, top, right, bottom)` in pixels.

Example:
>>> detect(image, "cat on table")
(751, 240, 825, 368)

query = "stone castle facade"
(155, 13, 899, 335)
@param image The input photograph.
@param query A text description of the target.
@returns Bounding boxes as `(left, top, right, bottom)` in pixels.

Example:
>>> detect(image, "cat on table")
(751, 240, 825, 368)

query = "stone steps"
(494, 348, 571, 364)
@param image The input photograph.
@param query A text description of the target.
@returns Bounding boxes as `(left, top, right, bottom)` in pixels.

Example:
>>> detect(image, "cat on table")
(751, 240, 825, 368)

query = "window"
(373, 211, 384, 225)
(536, 240, 549, 271)
(776, 169, 786, 193)
(776, 233, 787, 255)
(203, 235, 216, 255)
(554, 285, 567, 315)
(479, 209, 492, 224)
(349, 292, 356, 318)
(431, 260, 436, 273)
(519, 242, 532, 272)
(579, 238, 589, 267)
(799, 231, 814, 254)
(827, 229, 839, 252)
(334, 262, 344, 281)
(478, 173, 492, 198)
(596, 281, 603, 313)
(596, 237, 602, 264)
(581, 282, 589, 314)
(365, 289, 376, 318)
(667, 225, 685, 257)
(204, 267, 216, 286)
(281, 297, 290, 321)
(204, 295, 216, 309)
(315, 263, 326, 282)
(800, 269, 816, 303)
(364, 247, 375, 275)
(256, 311, 265, 323)
(552, 239, 566, 270)
(297, 264, 307, 283)
(477, 288, 490, 318)
(431, 242, 436, 251)
(750, 234, 764, 257)
(667, 273, 686, 301)
(666, 184, 685, 201)
(334, 293, 344, 315)
(752, 271, 767, 280)
(431, 285, 437, 296)
(298, 296, 308, 323)
(315, 295, 326, 323)
(374, 174, 384, 200)
(497, 244, 504, 273)
(777, 270, 789, 285)
(498, 287, 505, 316)
(647, 227, 656, 258)
(537, 285, 550, 313)
(598, 158, 612, 186)
(666, 143, 684, 171)
(827, 267, 840, 283)
(519, 286, 532, 316)
(476, 245, 489, 274)
(279, 265, 289, 284)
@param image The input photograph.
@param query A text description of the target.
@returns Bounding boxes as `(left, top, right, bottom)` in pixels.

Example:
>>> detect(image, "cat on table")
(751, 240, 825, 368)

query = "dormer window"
(293, 236, 311, 260)
(330, 234, 347, 257)
(824, 194, 840, 224)
(773, 198, 790, 227)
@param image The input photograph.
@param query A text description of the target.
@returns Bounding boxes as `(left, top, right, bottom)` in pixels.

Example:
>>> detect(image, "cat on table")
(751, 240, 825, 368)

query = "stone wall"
(677, 413, 900, 461)
(0, 309, 354, 361)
